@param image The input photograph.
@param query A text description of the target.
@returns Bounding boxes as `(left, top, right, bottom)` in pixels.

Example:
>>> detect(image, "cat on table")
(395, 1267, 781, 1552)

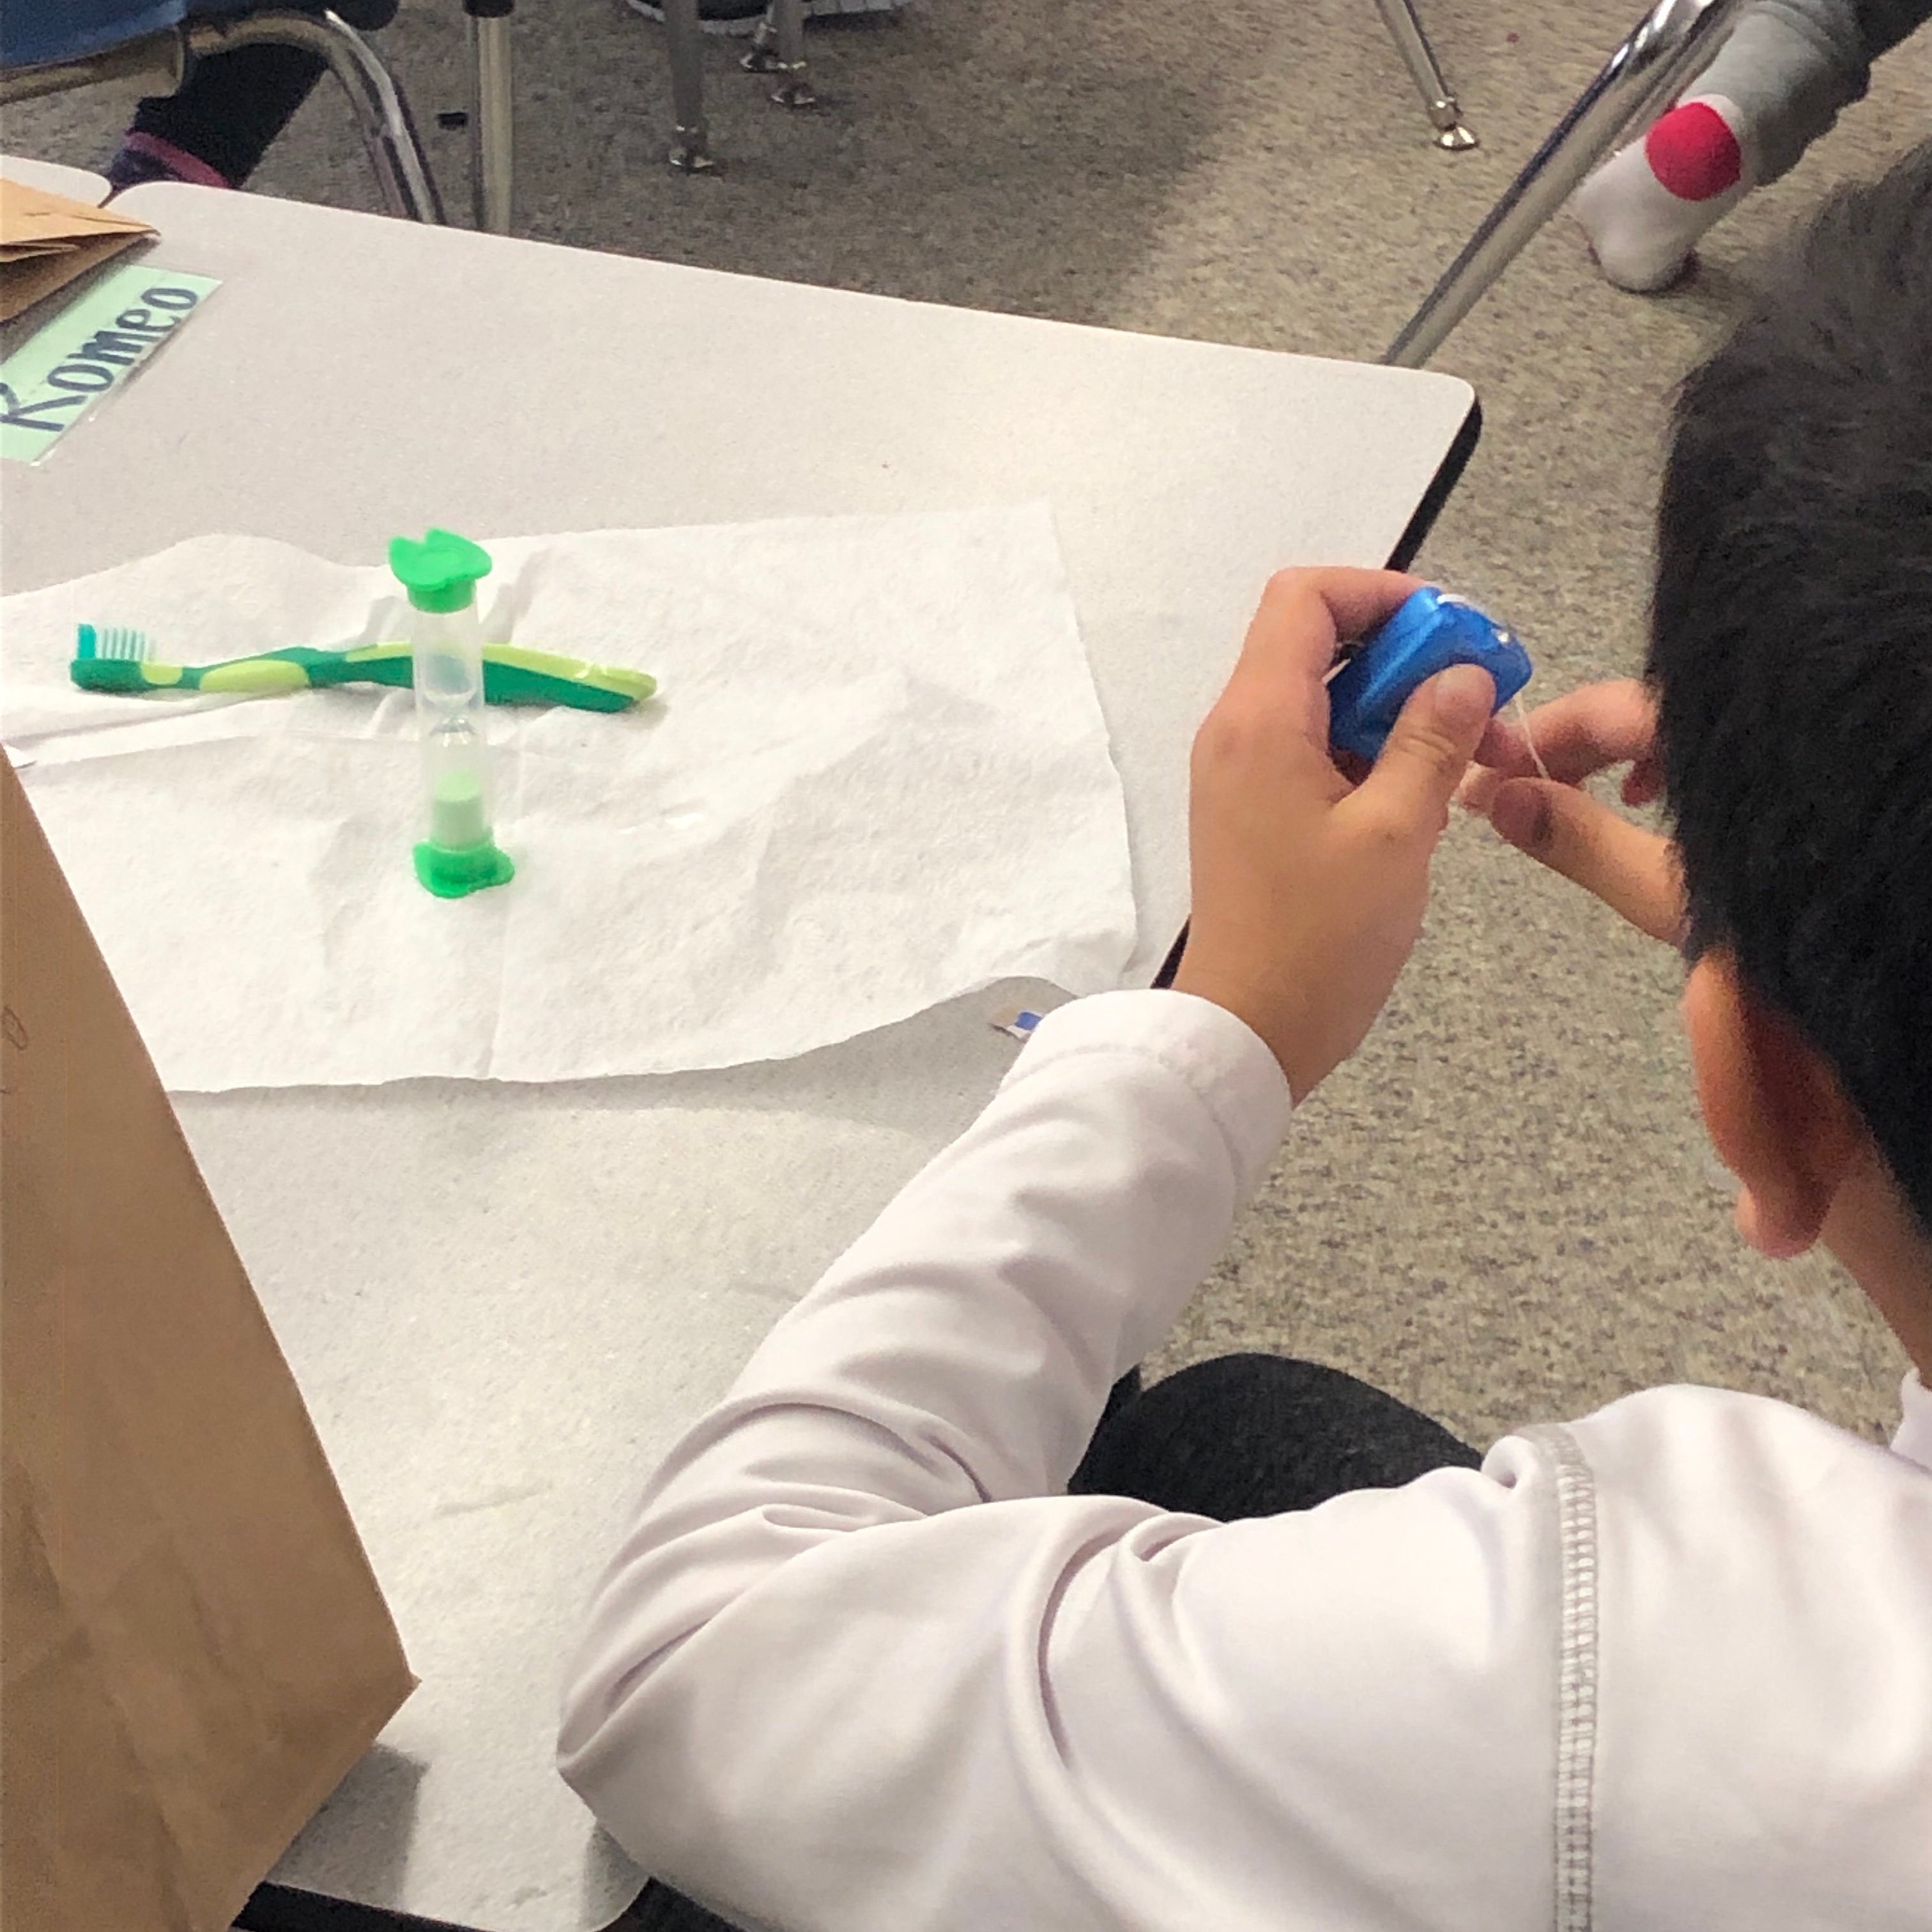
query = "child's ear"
(1682, 951, 1861, 1260)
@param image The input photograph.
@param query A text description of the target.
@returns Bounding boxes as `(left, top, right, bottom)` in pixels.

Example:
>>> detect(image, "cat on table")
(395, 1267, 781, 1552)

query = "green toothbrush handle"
(71, 640, 653, 712)
(346, 642, 655, 712)
(479, 645, 656, 712)
(183, 645, 417, 695)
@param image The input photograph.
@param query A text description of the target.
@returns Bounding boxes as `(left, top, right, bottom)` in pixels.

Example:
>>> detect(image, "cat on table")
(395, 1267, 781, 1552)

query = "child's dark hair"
(1648, 140, 1932, 1232)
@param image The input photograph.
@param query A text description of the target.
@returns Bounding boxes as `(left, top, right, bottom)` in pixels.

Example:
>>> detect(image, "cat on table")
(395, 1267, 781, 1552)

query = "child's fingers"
(1486, 777, 1686, 943)
(1462, 716, 1538, 785)
(1472, 679, 1657, 786)
(1473, 716, 1519, 768)
(1231, 568, 1424, 696)
(1621, 752, 1667, 808)
(1222, 568, 1425, 780)
(1266, 567, 1426, 661)
(1459, 763, 1506, 815)
(1349, 664, 1494, 838)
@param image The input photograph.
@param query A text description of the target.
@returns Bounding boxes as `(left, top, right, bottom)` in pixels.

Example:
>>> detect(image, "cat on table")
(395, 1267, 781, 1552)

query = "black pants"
(622, 1354, 1482, 1932)
(128, 0, 397, 186)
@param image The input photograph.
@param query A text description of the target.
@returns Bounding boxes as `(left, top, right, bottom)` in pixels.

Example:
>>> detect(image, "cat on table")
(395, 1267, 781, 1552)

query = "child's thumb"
(1358, 664, 1495, 832)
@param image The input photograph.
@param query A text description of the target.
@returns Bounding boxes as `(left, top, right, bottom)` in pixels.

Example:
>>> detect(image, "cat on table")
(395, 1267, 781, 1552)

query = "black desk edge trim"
(237, 1883, 496, 1932)
(235, 1880, 643, 1932)
(1388, 395, 1481, 574)
(1153, 392, 1482, 990)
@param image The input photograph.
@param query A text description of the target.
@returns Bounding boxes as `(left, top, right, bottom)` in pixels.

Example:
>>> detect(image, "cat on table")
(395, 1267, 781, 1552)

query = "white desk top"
(6, 185, 1474, 1931)
(1, 152, 111, 204)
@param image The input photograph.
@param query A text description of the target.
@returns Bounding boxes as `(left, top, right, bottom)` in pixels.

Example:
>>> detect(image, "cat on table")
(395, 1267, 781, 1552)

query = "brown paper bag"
(1, 757, 413, 1932)
(0, 178, 155, 324)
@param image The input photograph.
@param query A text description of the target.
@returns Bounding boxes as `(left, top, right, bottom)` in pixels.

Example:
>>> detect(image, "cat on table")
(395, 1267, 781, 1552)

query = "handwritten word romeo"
(0, 285, 204, 434)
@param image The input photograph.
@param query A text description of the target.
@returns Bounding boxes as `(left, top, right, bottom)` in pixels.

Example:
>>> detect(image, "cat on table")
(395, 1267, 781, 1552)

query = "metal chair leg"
(742, 0, 815, 109)
(1371, 0, 1476, 150)
(1384, 0, 1750, 368)
(663, 0, 714, 172)
(466, 0, 514, 233)
(185, 8, 443, 222)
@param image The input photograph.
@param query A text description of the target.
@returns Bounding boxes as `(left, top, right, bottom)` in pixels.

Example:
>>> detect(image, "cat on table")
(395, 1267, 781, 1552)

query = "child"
(1573, 0, 1929, 289)
(560, 144, 1932, 1931)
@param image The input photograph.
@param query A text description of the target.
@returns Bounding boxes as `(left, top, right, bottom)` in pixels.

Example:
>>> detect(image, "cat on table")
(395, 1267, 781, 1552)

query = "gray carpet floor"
(8, 2, 1928, 1449)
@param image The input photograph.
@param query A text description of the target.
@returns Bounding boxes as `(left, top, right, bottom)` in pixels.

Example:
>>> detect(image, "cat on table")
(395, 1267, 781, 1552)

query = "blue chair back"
(1, 0, 253, 72)
(4, 0, 185, 67)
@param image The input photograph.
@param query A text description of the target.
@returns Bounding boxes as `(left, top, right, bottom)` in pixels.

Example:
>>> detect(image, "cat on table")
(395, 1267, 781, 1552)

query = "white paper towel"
(1, 509, 1135, 1089)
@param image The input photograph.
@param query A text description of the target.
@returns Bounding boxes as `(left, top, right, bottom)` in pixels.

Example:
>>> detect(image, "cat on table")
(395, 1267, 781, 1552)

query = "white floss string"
(1512, 691, 1553, 782)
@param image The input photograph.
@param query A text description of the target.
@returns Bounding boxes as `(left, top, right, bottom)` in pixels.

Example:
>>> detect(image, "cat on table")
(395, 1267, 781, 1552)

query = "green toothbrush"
(70, 624, 657, 714)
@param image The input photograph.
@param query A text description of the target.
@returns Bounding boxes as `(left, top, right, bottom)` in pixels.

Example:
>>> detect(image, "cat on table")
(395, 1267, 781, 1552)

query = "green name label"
(1, 263, 221, 464)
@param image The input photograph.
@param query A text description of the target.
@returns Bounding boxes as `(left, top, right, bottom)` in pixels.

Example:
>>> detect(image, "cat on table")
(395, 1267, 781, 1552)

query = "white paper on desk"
(0, 509, 1135, 1090)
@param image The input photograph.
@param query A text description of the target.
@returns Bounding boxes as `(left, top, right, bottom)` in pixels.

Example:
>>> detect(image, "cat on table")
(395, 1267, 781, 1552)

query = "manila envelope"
(1, 176, 155, 324)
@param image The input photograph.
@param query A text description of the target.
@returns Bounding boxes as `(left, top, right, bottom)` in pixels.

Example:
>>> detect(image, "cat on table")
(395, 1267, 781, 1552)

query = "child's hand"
(1172, 568, 1492, 1101)
(1459, 678, 1687, 944)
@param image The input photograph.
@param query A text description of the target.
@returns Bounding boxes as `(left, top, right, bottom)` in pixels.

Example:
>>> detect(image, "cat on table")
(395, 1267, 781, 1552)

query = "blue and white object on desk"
(1326, 586, 1532, 763)
(990, 1006, 1044, 1044)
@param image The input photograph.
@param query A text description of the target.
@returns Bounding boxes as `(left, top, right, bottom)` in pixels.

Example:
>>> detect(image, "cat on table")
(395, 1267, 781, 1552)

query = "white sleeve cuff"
(1004, 989, 1292, 1202)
